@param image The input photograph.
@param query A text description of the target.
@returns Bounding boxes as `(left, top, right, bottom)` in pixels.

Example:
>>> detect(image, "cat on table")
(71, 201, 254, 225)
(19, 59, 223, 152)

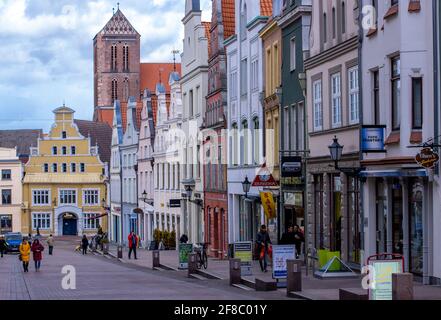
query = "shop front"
(362, 169, 431, 281)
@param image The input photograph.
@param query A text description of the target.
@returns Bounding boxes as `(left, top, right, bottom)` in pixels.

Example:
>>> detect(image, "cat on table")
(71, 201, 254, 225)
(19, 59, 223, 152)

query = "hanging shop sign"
(260, 192, 277, 219)
(252, 163, 278, 187)
(361, 126, 386, 153)
(281, 156, 303, 177)
(416, 148, 440, 169)
(169, 199, 181, 208)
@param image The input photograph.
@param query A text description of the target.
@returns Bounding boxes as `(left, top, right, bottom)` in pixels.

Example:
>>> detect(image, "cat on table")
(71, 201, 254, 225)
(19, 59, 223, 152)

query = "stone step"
(189, 273, 207, 281)
(232, 284, 254, 291)
(196, 269, 223, 280)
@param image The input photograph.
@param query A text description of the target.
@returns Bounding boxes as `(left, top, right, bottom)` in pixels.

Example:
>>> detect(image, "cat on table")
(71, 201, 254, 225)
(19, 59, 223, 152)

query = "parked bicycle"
(194, 243, 209, 270)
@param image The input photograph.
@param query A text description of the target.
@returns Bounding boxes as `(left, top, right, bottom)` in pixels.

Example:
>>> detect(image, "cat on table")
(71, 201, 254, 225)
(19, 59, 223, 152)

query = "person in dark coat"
(0, 235, 6, 257)
(31, 239, 44, 271)
(81, 235, 89, 255)
(280, 225, 296, 245)
(292, 225, 304, 258)
(256, 225, 272, 272)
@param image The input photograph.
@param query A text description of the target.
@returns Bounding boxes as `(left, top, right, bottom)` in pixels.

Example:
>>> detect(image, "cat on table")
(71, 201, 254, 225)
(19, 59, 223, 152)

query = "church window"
(112, 79, 118, 102)
(111, 44, 117, 71)
(123, 45, 129, 71)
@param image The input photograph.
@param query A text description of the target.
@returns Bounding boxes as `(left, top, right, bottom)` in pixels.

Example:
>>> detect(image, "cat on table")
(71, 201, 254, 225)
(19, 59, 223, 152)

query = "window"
(71, 163, 76, 173)
(32, 190, 50, 206)
(43, 164, 49, 173)
(71, 146, 76, 155)
(1, 170, 11, 180)
(83, 190, 99, 206)
(240, 3, 247, 40)
(123, 78, 129, 101)
(241, 120, 249, 166)
(342, 2, 346, 33)
(290, 38, 296, 71)
(62, 163, 67, 173)
(331, 73, 342, 127)
(230, 71, 238, 100)
(323, 13, 327, 43)
(52, 146, 58, 155)
(1, 189, 11, 204)
(332, 7, 336, 39)
(80, 163, 85, 173)
(62, 146, 67, 155)
(412, 78, 423, 129)
(112, 79, 118, 102)
(123, 45, 129, 71)
(62, 131, 67, 139)
(348, 66, 359, 124)
(251, 59, 259, 91)
(391, 56, 401, 130)
(373, 70, 380, 124)
(231, 123, 239, 166)
(52, 163, 58, 173)
(111, 44, 117, 71)
(189, 90, 194, 117)
(59, 190, 77, 205)
(313, 80, 323, 130)
(253, 118, 260, 165)
(240, 59, 248, 96)
(32, 213, 51, 230)
(391, 0, 398, 6)
(83, 213, 100, 230)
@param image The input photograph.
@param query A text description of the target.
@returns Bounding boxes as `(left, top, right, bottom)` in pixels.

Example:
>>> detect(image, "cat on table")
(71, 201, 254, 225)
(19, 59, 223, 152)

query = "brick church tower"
(93, 8, 141, 124)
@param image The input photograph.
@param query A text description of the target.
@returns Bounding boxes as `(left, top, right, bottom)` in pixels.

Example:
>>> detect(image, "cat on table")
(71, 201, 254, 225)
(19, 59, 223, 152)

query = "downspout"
(434, 0, 439, 174)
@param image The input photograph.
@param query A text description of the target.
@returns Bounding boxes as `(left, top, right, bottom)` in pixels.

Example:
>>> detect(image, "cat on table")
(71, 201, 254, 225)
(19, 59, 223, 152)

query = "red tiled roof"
(120, 101, 143, 134)
(74, 120, 112, 164)
(222, 0, 236, 39)
(202, 21, 212, 57)
(260, 0, 273, 17)
(140, 63, 181, 95)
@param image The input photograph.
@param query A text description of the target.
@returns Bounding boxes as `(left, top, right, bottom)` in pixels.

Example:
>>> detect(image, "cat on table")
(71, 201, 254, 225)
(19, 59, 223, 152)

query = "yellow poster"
(260, 192, 277, 219)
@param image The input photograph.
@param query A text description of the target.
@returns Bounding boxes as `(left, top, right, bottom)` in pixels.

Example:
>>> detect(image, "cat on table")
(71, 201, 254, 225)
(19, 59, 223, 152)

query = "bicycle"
(194, 243, 209, 269)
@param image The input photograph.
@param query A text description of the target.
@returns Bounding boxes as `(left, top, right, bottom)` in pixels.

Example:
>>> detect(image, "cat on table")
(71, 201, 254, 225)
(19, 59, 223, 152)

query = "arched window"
(241, 120, 248, 166)
(332, 8, 336, 39)
(252, 117, 260, 165)
(123, 78, 129, 101)
(111, 44, 117, 71)
(231, 123, 238, 166)
(323, 13, 327, 43)
(112, 79, 118, 102)
(123, 44, 129, 71)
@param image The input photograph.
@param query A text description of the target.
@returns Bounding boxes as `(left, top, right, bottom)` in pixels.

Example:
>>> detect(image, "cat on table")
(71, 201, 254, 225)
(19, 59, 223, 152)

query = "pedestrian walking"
(0, 235, 6, 258)
(19, 238, 31, 273)
(81, 235, 89, 255)
(128, 230, 139, 260)
(256, 225, 272, 273)
(31, 239, 44, 272)
(280, 225, 296, 245)
(292, 225, 304, 258)
(47, 234, 54, 255)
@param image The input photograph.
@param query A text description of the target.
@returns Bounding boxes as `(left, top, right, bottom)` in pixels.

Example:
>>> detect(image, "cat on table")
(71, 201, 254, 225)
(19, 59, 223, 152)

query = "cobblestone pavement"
(0, 238, 290, 300)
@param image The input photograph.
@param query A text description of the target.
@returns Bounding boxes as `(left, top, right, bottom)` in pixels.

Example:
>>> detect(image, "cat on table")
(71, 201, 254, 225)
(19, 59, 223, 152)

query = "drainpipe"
(434, 0, 440, 175)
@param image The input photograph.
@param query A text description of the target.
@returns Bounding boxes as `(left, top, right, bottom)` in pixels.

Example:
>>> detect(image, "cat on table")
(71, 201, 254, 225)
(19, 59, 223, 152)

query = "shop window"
(314, 175, 324, 249)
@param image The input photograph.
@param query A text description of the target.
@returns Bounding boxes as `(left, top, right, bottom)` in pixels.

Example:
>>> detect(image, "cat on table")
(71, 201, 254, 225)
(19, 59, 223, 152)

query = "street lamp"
(298, 72, 307, 94)
(329, 136, 364, 175)
(185, 185, 193, 199)
(242, 176, 251, 199)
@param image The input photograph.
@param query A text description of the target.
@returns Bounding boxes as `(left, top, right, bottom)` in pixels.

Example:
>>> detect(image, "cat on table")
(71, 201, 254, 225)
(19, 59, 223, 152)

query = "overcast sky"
(0, 0, 211, 132)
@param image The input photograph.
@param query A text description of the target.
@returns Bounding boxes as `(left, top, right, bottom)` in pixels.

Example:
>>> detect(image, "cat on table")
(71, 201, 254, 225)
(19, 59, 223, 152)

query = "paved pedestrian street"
(0, 238, 289, 300)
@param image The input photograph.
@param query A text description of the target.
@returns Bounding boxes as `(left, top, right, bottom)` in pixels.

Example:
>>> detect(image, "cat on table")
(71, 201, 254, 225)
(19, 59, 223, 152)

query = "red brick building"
(93, 8, 181, 128)
(203, 0, 235, 259)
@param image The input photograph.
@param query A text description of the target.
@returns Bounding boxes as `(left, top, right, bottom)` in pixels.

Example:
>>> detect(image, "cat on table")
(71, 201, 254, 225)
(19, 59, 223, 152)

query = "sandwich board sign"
(368, 259, 403, 300)
(178, 243, 193, 269)
(234, 242, 253, 276)
(272, 245, 296, 279)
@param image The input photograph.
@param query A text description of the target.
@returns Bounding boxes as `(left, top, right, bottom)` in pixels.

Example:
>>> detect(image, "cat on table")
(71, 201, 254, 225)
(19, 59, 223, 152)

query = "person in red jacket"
(31, 239, 44, 272)
(128, 231, 139, 260)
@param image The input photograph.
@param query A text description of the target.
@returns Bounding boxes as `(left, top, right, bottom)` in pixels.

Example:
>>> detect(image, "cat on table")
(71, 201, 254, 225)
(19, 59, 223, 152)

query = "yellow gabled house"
(22, 106, 108, 236)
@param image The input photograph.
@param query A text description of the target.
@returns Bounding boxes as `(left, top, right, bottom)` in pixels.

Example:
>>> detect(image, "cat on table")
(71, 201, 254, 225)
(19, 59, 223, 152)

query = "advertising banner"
(234, 242, 253, 276)
(272, 245, 296, 279)
(369, 260, 403, 300)
(178, 243, 193, 270)
(260, 192, 277, 219)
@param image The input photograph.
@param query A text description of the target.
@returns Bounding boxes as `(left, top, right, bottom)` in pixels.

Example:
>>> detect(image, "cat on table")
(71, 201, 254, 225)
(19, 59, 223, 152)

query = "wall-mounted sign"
(169, 199, 181, 208)
(252, 163, 278, 187)
(361, 126, 386, 153)
(416, 148, 440, 169)
(281, 156, 303, 177)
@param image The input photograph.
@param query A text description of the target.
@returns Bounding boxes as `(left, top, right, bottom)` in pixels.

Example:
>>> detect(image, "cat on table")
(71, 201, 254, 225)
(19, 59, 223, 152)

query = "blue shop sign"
(361, 126, 386, 153)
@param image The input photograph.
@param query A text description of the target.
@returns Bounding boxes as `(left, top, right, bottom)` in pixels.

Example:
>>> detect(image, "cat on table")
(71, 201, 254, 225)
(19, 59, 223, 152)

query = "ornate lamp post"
(242, 176, 251, 199)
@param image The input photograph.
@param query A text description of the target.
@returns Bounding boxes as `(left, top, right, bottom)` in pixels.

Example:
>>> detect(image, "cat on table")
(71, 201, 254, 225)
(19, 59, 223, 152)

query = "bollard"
(117, 245, 123, 259)
(392, 273, 414, 300)
(152, 250, 160, 269)
(103, 243, 109, 254)
(188, 253, 198, 277)
(229, 259, 241, 286)
(286, 259, 302, 295)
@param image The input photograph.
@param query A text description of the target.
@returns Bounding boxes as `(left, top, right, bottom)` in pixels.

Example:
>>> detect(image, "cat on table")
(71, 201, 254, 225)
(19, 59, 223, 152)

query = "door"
(63, 218, 77, 236)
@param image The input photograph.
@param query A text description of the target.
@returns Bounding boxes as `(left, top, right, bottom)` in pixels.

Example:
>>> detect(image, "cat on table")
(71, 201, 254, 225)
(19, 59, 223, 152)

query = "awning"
(359, 169, 428, 178)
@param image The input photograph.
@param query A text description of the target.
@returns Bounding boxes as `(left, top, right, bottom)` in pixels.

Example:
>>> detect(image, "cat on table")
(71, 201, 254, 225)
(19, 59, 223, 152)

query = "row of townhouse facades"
(98, 0, 441, 284)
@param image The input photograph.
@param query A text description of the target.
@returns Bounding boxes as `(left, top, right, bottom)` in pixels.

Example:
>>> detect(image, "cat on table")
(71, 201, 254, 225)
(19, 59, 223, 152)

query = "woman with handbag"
(19, 238, 31, 273)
